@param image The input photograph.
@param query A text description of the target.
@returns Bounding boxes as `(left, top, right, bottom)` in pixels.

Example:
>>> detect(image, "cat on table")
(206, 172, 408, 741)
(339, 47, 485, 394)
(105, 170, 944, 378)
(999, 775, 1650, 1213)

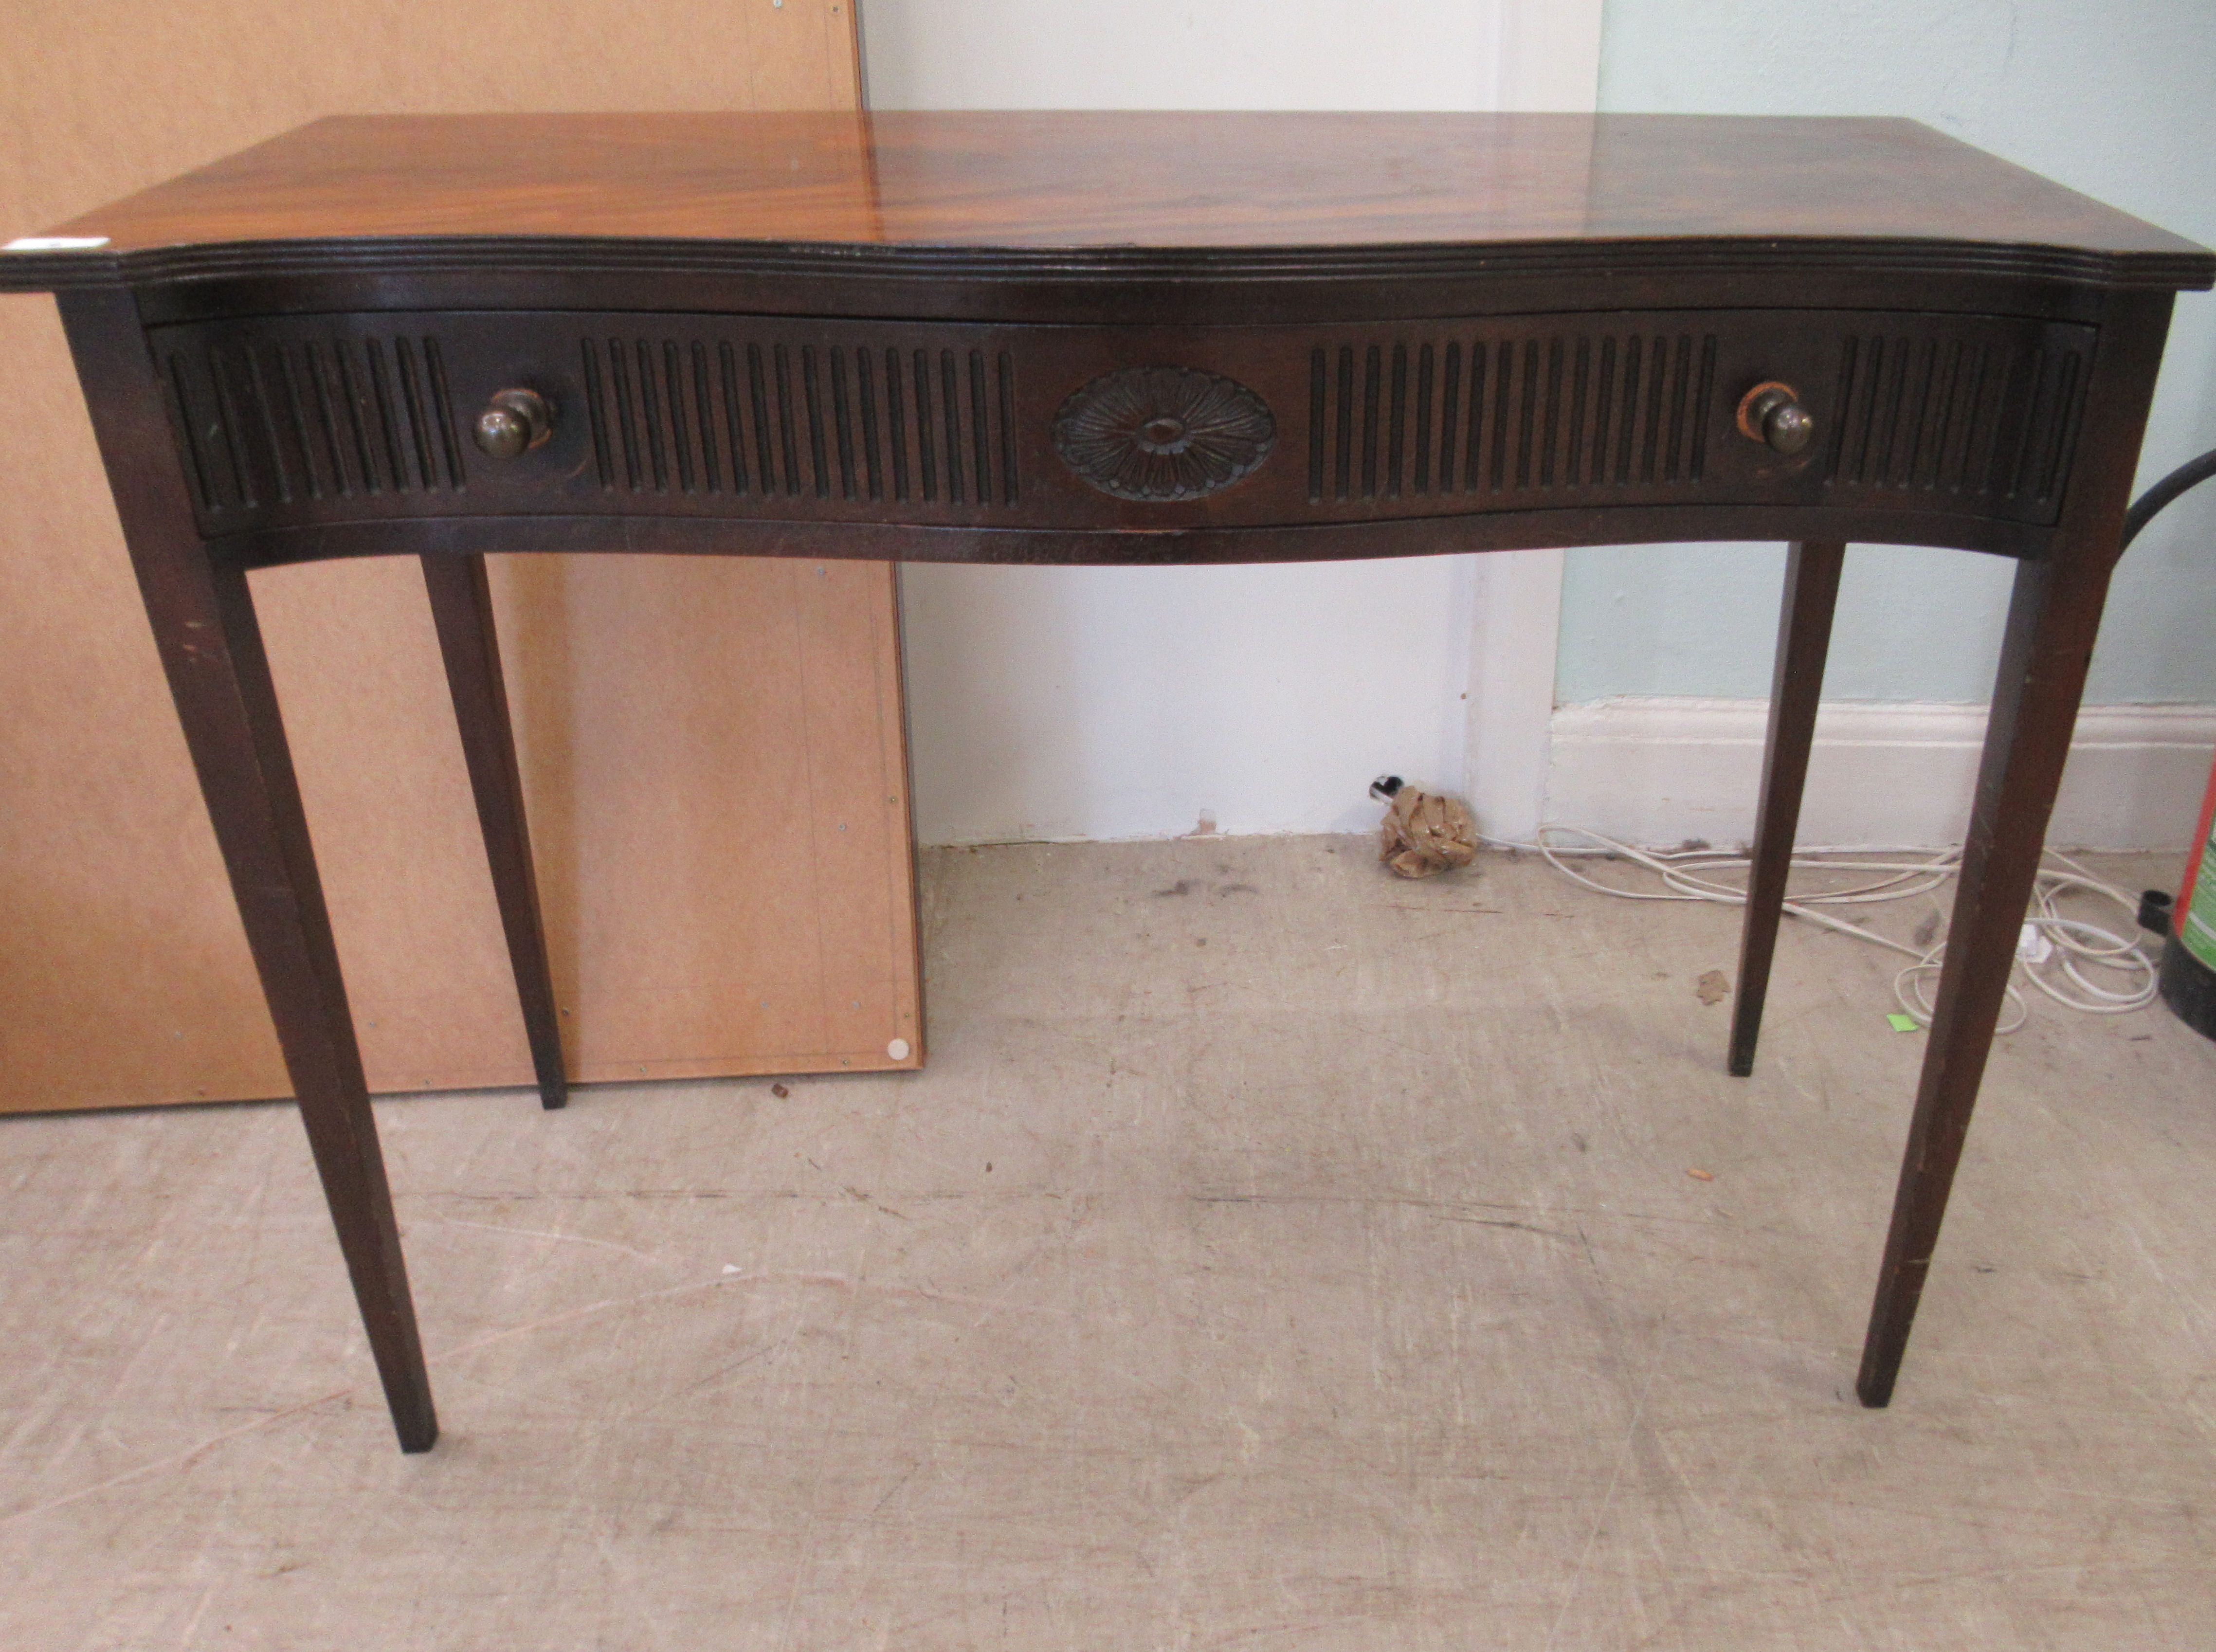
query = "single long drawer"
(152, 308, 2097, 539)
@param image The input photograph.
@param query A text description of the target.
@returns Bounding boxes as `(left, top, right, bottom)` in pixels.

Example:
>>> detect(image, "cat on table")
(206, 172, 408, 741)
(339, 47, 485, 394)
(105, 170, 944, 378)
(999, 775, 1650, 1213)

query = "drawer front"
(152, 309, 2097, 538)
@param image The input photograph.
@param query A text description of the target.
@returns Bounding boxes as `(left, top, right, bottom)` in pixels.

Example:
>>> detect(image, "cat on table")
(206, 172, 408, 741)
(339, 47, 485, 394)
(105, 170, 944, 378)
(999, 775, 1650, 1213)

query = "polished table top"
(8, 112, 2209, 287)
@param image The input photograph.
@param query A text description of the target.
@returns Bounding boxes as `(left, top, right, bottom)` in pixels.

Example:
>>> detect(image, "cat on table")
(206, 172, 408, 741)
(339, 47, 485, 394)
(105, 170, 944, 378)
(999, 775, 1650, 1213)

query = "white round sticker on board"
(886, 1039, 910, 1061)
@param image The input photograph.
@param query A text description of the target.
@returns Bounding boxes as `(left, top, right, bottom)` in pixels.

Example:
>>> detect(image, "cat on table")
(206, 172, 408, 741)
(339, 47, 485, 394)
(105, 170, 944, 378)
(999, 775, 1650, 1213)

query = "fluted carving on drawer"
(148, 307, 2099, 546)
(1307, 329, 1717, 506)
(1822, 331, 2088, 511)
(581, 336, 1018, 508)
(164, 334, 464, 516)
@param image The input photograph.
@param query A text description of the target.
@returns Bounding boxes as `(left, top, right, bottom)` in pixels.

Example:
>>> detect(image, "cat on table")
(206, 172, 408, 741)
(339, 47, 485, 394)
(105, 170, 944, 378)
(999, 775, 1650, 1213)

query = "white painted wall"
(1549, 701, 2216, 852)
(898, 561, 1479, 841)
(865, 0, 1510, 111)
(862, 1, 1603, 844)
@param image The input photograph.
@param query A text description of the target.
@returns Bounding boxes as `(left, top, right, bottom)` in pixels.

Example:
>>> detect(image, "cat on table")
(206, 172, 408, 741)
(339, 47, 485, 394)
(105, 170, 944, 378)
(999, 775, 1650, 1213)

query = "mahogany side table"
(5, 112, 2209, 1452)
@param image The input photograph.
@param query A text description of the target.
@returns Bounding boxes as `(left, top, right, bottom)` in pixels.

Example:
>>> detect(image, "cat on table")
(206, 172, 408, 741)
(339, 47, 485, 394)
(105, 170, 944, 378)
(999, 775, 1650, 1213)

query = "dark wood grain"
(421, 552, 568, 1112)
(1729, 541, 1847, 1077)
(7, 115, 2206, 337)
(9, 113, 2208, 274)
(1856, 290, 2176, 1407)
(205, 500, 2065, 576)
(108, 249, 2177, 336)
(57, 287, 438, 1452)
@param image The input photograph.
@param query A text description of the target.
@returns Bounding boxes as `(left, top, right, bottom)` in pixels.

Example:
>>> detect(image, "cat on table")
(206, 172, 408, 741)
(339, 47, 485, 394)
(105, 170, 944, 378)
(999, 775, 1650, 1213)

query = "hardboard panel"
(788, 558, 922, 1068)
(0, 303, 291, 1108)
(248, 556, 539, 1097)
(490, 555, 922, 1083)
(0, 0, 899, 1112)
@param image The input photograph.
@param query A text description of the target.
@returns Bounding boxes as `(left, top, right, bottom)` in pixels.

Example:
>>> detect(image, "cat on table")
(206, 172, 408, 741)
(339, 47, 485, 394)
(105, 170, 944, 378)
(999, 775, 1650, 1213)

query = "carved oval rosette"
(1052, 366, 1275, 501)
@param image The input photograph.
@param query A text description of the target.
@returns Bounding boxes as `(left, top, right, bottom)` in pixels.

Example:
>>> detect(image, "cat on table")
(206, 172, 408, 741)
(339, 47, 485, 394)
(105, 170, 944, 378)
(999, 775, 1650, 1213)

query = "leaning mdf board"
(0, 0, 922, 1112)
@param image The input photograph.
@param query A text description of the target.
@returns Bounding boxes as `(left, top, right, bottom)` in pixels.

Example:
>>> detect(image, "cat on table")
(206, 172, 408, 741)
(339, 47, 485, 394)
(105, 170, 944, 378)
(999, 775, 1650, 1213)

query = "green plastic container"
(2160, 754, 2216, 1040)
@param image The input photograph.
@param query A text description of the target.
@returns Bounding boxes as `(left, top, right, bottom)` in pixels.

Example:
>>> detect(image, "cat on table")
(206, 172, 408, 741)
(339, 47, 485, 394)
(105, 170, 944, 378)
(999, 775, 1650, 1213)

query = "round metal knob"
(472, 388, 553, 460)
(1737, 381, 1814, 456)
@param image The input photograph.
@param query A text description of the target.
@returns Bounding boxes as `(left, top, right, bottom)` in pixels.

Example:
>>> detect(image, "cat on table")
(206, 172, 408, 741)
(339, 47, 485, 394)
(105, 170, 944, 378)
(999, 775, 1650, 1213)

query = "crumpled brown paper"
(1375, 780, 1477, 878)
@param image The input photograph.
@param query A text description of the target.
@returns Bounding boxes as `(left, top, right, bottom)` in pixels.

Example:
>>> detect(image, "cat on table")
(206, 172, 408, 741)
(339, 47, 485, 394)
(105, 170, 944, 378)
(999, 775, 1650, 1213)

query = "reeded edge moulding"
(1053, 366, 1275, 501)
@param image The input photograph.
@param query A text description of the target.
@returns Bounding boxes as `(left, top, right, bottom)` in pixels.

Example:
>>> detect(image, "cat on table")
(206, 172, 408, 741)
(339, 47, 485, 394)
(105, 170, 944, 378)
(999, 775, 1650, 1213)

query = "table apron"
(149, 307, 2097, 551)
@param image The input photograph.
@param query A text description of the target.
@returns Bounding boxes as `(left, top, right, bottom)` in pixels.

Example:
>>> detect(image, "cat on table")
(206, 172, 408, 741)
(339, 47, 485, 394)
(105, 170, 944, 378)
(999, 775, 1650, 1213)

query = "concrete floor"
(3, 836, 2215, 1650)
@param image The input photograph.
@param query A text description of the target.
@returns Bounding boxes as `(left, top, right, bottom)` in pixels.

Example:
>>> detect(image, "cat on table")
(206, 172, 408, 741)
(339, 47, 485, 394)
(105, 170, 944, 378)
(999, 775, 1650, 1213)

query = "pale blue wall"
(1562, 0, 2216, 705)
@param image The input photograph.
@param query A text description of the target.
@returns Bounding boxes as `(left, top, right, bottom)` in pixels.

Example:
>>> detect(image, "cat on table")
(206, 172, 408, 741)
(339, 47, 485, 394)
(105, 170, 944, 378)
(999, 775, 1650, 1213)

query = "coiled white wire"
(1491, 826, 2161, 1033)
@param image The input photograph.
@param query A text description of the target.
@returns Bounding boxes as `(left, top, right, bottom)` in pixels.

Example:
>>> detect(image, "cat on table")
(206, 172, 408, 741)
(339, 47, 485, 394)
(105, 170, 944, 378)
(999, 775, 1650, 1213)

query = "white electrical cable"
(1486, 826, 2161, 1032)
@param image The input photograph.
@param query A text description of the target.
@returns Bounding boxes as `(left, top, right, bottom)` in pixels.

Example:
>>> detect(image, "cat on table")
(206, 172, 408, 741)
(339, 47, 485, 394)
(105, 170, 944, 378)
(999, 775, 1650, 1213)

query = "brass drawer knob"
(1737, 381, 1814, 455)
(472, 387, 553, 460)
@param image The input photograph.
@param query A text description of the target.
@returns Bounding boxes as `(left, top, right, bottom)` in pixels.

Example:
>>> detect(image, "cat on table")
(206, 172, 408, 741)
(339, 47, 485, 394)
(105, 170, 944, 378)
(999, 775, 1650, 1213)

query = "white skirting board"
(1543, 698, 2216, 851)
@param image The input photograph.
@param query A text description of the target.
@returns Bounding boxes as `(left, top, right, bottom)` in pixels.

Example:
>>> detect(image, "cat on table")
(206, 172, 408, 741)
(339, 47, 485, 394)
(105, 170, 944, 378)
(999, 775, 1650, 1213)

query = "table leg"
(421, 553, 569, 1110)
(1728, 540, 1846, 1076)
(60, 290, 438, 1452)
(182, 563, 442, 1450)
(1855, 547, 2117, 1406)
